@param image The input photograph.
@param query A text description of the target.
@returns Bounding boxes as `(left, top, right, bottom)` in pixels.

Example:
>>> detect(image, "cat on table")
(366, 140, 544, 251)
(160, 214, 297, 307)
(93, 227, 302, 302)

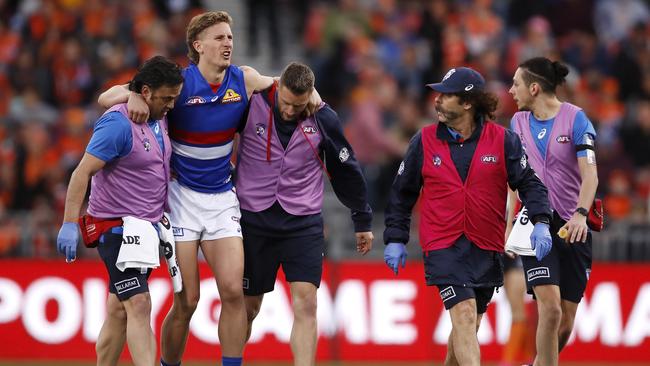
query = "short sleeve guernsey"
(86, 111, 133, 162)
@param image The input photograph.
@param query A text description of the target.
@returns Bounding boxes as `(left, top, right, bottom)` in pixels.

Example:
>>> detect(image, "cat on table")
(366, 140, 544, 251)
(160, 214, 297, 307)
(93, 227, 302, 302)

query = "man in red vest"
(383, 67, 552, 365)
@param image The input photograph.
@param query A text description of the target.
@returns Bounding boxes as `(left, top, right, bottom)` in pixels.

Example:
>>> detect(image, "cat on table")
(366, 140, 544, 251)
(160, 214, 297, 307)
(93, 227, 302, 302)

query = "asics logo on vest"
(186, 96, 206, 105)
(556, 135, 571, 143)
(481, 155, 498, 164)
(222, 89, 242, 103)
(537, 128, 547, 139)
(527, 267, 550, 281)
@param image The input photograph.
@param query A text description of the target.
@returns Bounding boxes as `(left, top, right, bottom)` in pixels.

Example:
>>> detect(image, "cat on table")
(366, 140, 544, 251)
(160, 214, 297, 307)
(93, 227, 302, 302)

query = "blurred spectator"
(594, 0, 649, 47)
(620, 98, 650, 167)
(604, 170, 633, 221)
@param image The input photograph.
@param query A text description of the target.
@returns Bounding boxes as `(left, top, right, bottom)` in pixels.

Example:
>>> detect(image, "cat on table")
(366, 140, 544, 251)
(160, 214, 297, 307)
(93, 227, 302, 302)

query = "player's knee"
(175, 290, 200, 316)
(538, 302, 562, 326)
(124, 293, 152, 319)
(452, 300, 478, 327)
(218, 281, 244, 304)
(106, 302, 127, 323)
(292, 294, 317, 319)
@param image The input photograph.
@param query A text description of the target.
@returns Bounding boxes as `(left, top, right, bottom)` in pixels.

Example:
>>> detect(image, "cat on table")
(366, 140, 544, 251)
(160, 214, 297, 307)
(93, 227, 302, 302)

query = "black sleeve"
(504, 129, 552, 223)
(383, 131, 424, 245)
(316, 106, 373, 232)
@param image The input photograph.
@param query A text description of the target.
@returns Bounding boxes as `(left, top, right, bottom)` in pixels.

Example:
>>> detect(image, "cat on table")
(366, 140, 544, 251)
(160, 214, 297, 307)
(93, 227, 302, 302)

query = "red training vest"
(419, 122, 507, 252)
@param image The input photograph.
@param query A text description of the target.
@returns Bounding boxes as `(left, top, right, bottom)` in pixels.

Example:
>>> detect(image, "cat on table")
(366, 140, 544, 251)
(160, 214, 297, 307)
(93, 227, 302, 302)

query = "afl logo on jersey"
(255, 123, 265, 136)
(222, 89, 242, 103)
(556, 135, 571, 143)
(432, 155, 442, 167)
(481, 155, 498, 164)
(302, 126, 317, 134)
(185, 96, 206, 105)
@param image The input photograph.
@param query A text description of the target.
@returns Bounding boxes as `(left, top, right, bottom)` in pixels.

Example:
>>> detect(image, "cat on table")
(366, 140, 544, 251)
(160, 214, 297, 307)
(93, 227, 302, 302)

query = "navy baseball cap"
(426, 67, 485, 93)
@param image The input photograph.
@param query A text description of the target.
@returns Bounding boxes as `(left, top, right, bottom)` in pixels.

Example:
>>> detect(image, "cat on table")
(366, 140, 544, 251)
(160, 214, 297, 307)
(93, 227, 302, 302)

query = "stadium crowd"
(0, 0, 649, 259)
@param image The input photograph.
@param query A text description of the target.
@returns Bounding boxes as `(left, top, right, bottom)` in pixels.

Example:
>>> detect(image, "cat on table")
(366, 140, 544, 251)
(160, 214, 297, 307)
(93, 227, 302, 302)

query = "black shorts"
(423, 235, 503, 288)
(521, 212, 592, 303)
(423, 236, 502, 313)
(242, 230, 324, 296)
(436, 285, 495, 314)
(97, 226, 152, 301)
(503, 254, 523, 273)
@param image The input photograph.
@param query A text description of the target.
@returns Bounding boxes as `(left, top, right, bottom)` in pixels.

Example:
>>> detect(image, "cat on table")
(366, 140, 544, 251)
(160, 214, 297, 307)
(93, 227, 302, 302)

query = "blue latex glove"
(384, 242, 407, 275)
(530, 222, 552, 261)
(57, 222, 79, 263)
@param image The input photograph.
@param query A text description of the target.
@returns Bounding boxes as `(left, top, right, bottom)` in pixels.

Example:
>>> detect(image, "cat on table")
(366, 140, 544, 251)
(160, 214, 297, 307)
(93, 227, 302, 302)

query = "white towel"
(505, 206, 536, 257)
(157, 213, 183, 293)
(116, 216, 160, 272)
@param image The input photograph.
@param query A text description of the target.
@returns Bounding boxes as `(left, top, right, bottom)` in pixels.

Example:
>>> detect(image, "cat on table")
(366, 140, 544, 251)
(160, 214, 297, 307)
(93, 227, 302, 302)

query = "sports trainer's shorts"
(242, 230, 324, 296)
(521, 212, 592, 303)
(423, 236, 503, 313)
(503, 254, 524, 273)
(436, 285, 496, 314)
(97, 227, 152, 301)
(168, 180, 242, 242)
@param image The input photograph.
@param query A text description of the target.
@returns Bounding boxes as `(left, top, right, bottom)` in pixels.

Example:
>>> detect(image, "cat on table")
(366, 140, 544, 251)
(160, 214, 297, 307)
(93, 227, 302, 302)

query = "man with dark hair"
(56, 55, 183, 366)
(237, 62, 374, 366)
(383, 67, 552, 365)
(509, 57, 599, 366)
(97, 12, 320, 366)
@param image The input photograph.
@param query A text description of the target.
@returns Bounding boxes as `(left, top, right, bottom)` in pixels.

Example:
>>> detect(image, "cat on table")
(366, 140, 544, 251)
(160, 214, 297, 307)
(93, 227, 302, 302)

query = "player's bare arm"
(561, 156, 598, 243)
(63, 153, 106, 223)
(97, 84, 150, 123)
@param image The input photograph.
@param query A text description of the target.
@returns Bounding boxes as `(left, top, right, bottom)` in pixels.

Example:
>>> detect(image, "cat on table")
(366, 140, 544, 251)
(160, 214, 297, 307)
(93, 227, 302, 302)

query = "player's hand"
(127, 92, 149, 123)
(303, 87, 323, 117)
(384, 242, 407, 275)
(530, 222, 552, 261)
(57, 222, 80, 263)
(355, 231, 374, 255)
(561, 213, 588, 244)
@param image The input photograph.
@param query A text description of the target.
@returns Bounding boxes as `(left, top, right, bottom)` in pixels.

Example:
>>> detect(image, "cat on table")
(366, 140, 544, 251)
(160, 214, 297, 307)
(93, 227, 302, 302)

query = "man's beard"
(436, 106, 462, 122)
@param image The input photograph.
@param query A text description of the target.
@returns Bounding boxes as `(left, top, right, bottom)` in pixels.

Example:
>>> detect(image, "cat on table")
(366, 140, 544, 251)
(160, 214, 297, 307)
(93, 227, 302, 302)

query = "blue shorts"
(242, 230, 324, 296)
(521, 212, 592, 303)
(97, 227, 152, 301)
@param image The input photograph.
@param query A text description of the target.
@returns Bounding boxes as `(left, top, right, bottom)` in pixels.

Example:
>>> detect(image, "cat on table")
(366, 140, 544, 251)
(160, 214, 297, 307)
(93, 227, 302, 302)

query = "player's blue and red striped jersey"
(167, 63, 248, 193)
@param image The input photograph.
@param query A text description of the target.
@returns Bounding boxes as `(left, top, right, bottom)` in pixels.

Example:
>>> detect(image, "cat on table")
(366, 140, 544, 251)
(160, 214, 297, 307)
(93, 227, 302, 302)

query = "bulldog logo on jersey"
(339, 147, 350, 162)
(255, 123, 265, 136)
(143, 138, 151, 152)
(186, 96, 206, 105)
(432, 155, 442, 167)
(222, 89, 242, 103)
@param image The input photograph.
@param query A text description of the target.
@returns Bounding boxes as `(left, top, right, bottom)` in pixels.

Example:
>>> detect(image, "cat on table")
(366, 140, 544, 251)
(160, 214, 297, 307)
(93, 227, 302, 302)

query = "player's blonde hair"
(186, 11, 233, 64)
